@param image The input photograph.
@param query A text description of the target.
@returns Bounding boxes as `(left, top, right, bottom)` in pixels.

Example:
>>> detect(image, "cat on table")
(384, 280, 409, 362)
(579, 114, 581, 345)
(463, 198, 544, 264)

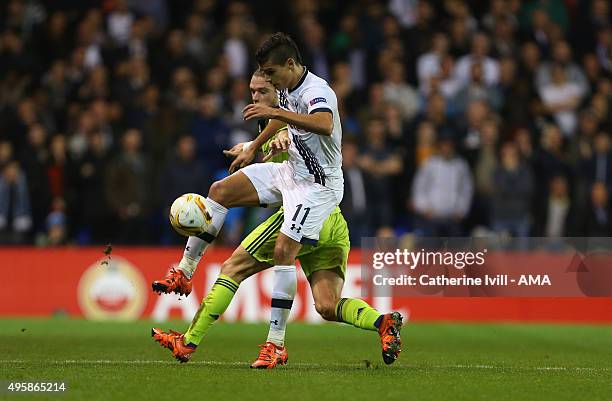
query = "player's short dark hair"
(255, 32, 302, 66)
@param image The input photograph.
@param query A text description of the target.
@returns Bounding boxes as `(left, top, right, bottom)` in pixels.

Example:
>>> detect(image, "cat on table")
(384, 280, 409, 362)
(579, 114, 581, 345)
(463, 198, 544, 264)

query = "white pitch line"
(0, 360, 609, 372)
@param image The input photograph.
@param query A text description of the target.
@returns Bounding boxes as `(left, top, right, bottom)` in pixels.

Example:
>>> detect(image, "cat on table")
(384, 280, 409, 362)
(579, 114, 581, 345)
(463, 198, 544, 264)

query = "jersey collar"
(288, 66, 308, 93)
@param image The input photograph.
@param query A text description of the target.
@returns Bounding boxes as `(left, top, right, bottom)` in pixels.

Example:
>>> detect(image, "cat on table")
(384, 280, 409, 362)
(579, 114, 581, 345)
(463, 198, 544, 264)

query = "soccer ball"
(169, 193, 211, 237)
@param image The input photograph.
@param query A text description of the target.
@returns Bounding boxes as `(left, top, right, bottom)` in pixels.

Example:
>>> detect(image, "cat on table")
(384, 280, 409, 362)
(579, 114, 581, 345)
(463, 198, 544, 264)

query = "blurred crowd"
(1, 0, 612, 246)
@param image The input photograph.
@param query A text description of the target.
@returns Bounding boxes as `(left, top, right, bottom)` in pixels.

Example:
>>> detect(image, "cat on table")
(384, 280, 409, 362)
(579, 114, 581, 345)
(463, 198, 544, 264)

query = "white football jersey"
(277, 68, 344, 193)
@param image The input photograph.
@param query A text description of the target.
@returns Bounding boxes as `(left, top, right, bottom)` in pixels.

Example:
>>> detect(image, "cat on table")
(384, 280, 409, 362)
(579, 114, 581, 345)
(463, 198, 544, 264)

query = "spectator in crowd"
(412, 133, 473, 236)
(384, 102, 412, 217)
(596, 26, 612, 73)
(481, 0, 518, 34)
(107, 0, 134, 47)
(104, 129, 148, 244)
(357, 83, 387, 130)
(114, 58, 151, 112)
(539, 64, 584, 136)
(299, 16, 330, 81)
(0, 161, 32, 243)
(381, 60, 419, 122)
(490, 141, 534, 239)
(46, 134, 72, 214)
(581, 130, 612, 190)
(402, 1, 436, 61)
(589, 92, 612, 129)
(521, 0, 569, 35)
(522, 8, 555, 55)
(570, 109, 600, 165)
(330, 61, 361, 126)
(423, 55, 462, 109)
(224, 15, 251, 79)
(68, 110, 96, 161)
(459, 100, 490, 166)
(44, 197, 68, 246)
(453, 61, 503, 115)
(444, 1, 478, 37)
(454, 32, 500, 87)
(471, 118, 499, 227)
(154, 29, 199, 89)
(490, 14, 518, 58)
(159, 135, 210, 244)
(411, 92, 454, 137)
(19, 124, 51, 235)
(388, 0, 419, 28)
(183, 14, 208, 65)
(340, 137, 368, 243)
(413, 120, 437, 168)
(518, 41, 541, 83)
(417, 32, 450, 92)
(515, 127, 535, 164)
(536, 40, 588, 97)
(72, 131, 112, 244)
(584, 182, 612, 236)
(192, 93, 229, 174)
(358, 118, 403, 233)
(583, 53, 604, 93)
(535, 175, 572, 237)
(42, 60, 71, 123)
(449, 14, 471, 57)
(533, 125, 572, 201)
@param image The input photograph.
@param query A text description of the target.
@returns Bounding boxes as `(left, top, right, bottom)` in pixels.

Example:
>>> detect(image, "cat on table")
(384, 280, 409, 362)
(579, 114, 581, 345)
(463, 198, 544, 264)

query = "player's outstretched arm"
(273, 108, 333, 136)
(262, 129, 290, 162)
(229, 117, 286, 173)
(244, 103, 333, 136)
(223, 142, 251, 158)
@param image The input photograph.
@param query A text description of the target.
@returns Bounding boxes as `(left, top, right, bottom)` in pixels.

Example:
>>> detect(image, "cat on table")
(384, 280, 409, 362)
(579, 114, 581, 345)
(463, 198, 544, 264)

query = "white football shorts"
(241, 161, 342, 244)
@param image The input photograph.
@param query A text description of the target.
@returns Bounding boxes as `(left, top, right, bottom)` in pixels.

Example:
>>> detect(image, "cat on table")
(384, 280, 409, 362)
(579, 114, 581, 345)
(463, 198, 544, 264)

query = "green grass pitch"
(1, 318, 611, 401)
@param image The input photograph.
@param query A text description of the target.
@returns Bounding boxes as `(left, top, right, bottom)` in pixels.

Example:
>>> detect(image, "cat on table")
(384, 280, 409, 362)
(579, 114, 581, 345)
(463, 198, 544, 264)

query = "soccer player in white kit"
(240, 38, 344, 248)
(164, 32, 344, 280)
(152, 33, 402, 365)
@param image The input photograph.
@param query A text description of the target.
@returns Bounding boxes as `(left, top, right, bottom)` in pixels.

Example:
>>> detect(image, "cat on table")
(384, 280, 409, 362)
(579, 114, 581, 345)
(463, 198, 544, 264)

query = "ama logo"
(518, 275, 551, 285)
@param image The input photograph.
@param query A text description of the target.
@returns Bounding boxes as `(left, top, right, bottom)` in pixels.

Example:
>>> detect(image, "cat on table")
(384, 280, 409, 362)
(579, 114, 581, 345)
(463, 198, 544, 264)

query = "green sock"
(335, 298, 382, 331)
(183, 275, 239, 345)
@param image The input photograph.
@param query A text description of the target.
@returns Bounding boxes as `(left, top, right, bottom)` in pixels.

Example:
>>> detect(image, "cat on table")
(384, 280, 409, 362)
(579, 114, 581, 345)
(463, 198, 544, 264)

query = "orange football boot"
(250, 342, 289, 369)
(152, 267, 192, 296)
(378, 312, 403, 365)
(151, 328, 196, 363)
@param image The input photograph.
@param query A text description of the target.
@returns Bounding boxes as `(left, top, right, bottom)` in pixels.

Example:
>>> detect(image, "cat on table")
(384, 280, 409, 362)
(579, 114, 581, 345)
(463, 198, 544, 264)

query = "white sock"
(202, 197, 228, 237)
(177, 197, 228, 279)
(178, 236, 206, 279)
(266, 265, 296, 347)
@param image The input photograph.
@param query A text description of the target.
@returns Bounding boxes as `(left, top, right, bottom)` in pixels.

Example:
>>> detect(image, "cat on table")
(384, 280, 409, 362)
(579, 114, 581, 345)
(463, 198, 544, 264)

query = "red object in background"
(1, 247, 612, 323)
(46, 164, 64, 198)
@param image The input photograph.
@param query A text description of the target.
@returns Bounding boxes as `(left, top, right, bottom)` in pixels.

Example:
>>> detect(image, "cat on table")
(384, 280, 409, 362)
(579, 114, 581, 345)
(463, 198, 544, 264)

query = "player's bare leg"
(309, 269, 404, 365)
(219, 246, 271, 283)
(309, 269, 344, 321)
(273, 231, 303, 265)
(207, 171, 261, 208)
